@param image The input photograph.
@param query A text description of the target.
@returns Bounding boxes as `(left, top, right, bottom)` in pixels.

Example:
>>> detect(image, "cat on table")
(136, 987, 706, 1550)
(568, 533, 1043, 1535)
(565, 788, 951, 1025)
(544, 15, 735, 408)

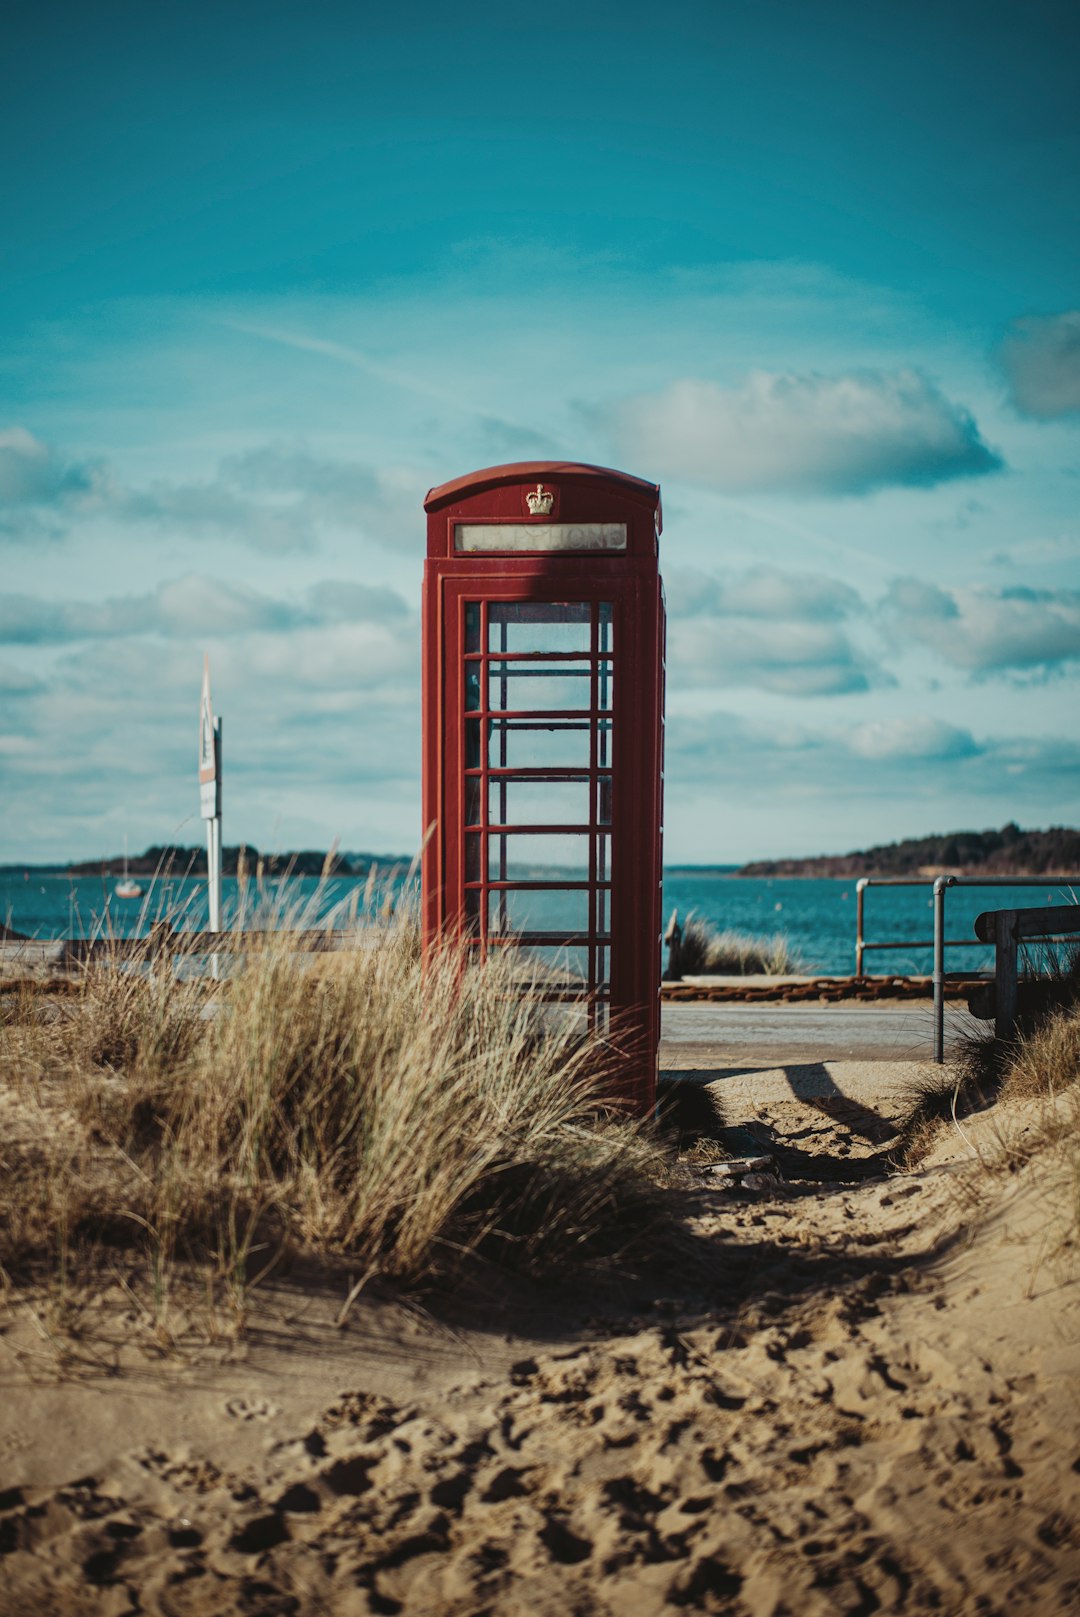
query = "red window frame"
(442, 580, 622, 1025)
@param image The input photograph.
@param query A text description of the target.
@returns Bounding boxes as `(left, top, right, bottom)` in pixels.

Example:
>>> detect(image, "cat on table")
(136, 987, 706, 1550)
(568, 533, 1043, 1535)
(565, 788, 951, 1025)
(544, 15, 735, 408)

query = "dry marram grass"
(894, 999, 1080, 1173)
(1000, 1000, 1080, 1100)
(675, 917, 802, 976)
(0, 921, 684, 1340)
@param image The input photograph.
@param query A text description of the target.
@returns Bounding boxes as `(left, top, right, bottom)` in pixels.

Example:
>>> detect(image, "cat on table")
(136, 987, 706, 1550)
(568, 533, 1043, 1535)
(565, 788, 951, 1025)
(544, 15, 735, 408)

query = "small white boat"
(115, 837, 144, 900)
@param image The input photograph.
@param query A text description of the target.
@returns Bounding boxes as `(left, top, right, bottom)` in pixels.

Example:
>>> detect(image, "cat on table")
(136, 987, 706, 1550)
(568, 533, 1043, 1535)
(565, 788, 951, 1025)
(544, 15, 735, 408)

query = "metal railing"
(855, 874, 1080, 1062)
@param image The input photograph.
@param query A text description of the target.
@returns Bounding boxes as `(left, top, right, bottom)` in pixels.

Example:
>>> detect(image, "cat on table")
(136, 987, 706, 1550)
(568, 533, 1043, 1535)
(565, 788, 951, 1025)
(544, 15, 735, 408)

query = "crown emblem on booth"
(525, 484, 554, 517)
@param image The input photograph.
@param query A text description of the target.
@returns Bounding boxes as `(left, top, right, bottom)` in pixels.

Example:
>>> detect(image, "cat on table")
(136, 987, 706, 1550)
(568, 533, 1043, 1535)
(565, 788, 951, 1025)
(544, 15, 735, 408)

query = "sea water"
(2, 866, 1073, 977)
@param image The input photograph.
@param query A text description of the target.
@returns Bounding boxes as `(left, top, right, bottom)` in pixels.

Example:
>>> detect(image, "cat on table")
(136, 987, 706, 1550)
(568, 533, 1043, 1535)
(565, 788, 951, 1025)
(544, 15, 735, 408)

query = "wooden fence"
(968, 904, 1080, 1040)
(0, 923, 379, 972)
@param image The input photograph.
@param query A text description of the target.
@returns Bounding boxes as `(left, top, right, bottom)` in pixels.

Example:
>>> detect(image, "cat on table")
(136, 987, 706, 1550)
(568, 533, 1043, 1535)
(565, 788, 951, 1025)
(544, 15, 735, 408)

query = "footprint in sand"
(224, 1396, 279, 1421)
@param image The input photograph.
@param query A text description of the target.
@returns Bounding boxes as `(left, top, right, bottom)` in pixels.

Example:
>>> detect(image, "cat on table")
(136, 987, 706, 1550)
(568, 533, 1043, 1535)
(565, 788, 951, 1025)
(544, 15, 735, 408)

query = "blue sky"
(2, 0, 1078, 862)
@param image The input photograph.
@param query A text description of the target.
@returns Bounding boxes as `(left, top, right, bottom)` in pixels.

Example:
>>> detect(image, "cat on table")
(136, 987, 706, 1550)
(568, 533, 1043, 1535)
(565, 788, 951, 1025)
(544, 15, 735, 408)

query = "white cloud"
(988, 533, 1080, 570)
(664, 708, 1075, 812)
(611, 369, 1001, 495)
(670, 617, 879, 696)
(0, 660, 44, 695)
(0, 429, 428, 554)
(848, 716, 980, 762)
(662, 708, 1080, 861)
(234, 621, 416, 692)
(883, 579, 1080, 673)
(662, 564, 877, 695)
(0, 629, 424, 863)
(0, 427, 108, 534)
(665, 565, 861, 622)
(999, 310, 1080, 418)
(118, 479, 318, 555)
(0, 576, 410, 646)
(219, 444, 426, 549)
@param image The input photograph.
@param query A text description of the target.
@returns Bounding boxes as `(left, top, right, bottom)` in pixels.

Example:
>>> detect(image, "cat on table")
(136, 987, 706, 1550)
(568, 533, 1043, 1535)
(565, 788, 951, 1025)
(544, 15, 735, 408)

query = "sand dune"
(1, 1080, 1078, 1615)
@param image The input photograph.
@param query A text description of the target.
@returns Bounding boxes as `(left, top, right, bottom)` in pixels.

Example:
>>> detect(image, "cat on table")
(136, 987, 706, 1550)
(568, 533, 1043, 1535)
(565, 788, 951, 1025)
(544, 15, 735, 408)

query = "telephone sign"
(199, 657, 221, 821)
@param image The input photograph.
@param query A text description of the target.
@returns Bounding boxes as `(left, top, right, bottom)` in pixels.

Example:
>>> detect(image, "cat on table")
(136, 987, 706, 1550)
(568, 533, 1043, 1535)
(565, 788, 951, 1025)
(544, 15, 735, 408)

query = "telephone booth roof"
(425, 460, 661, 516)
(424, 461, 662, 560)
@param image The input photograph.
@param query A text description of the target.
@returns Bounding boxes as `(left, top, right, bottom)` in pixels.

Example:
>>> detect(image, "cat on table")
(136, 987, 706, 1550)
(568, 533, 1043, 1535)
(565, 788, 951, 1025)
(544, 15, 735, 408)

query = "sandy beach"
(2, 1017, 1077, 1617)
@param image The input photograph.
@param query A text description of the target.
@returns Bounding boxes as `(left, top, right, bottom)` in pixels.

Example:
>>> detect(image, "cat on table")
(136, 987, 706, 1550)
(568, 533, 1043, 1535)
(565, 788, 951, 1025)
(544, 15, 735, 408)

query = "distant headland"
(3, 825, 1078, 882)
(738, 824, 1080, 879)
(0, 845, 413, 879)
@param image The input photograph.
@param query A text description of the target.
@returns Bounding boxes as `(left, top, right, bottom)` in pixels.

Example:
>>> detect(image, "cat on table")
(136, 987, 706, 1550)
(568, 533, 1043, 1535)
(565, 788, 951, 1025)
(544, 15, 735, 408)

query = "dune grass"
(894, 945, 1080, 1168)
(999, 999, 1080, 1101)
(0, 914, 686, 1344)
(891, 1060, 992, 1168)
(673, 915, 802, 978)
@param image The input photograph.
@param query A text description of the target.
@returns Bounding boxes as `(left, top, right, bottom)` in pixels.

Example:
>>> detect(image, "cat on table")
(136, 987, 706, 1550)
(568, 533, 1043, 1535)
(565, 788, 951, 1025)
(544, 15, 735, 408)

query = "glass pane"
(536, 1002, 591, 1038)
(596, 945, 610, 989)
(596, 718, 613, 769)
(498, 943, 590, 986)
(488, 719, 592, 770)
(465, 603, 481, 653)
(465, 834, 482, 884)
(488, 602, 591, 655)
(464, 664, 482, 712)
(596, 658, 614, 711)
(489, 776, 591, 827)
(596, 887, 610, 935)
(466, 720, 482, 770)
(489, 832, 590, 878)
(599, 602, 614, 655)
(595, 831, 611, 883)
(489, 663, 592, 713)
(464, 776, 481, 827)
(488, 888, 591, 935)
(597, 775, 612, 824)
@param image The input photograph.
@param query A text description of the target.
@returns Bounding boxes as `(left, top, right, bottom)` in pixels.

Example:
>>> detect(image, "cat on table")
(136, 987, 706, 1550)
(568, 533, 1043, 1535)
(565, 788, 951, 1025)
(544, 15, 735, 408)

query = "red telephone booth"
(422, 462, 665, 1114)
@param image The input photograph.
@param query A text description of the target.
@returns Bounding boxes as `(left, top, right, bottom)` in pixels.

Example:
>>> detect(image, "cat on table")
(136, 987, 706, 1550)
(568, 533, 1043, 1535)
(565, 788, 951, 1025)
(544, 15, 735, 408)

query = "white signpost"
(199, 657, 223, 940)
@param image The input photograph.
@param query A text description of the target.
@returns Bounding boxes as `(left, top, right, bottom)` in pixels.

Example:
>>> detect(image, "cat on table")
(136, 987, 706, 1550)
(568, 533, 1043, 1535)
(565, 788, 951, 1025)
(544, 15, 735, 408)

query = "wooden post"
(994, 909, 1018, 1043)
(663, 909, 683, 981)
(932, 876, 955, 1064)
(855, 880, 866, 978)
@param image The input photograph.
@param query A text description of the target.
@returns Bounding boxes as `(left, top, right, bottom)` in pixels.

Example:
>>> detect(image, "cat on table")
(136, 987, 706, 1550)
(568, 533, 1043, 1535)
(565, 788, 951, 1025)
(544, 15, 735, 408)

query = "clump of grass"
(0, 912, 685, 1334)
(0, 979, 40, 1029)
(1000, 1002, 1080, 1102)
(656, 1076, 728, 1155)
(891, 1062, 993, 1167)
(66, 956, 208, 1079)
(894, 999, 1080, 1169)
(674, 915, 802, 977)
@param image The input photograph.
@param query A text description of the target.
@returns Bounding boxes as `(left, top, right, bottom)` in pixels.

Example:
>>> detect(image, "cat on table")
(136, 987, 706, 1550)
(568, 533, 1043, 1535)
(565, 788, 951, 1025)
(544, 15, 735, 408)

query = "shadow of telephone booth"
(422, 462, 665, 1114)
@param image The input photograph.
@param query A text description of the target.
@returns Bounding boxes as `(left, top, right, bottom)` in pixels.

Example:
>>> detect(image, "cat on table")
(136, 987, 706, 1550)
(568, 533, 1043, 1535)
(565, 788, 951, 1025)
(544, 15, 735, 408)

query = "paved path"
(658, 1005, 962, 1173)
(660, 1000, 967, 1066)
(658, 1001, 967, 1169)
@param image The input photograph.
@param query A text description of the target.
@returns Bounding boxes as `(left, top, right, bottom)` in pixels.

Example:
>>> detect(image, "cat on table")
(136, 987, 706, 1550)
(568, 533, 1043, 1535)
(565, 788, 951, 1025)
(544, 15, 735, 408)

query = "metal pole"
(207, 719, 223, 932)
(932, 874, 955, 1063)
(209, 718, 222, 979)
(206, 817, 217, 929)
(855, 879, 867, 977)
(209, 815, 222, 931)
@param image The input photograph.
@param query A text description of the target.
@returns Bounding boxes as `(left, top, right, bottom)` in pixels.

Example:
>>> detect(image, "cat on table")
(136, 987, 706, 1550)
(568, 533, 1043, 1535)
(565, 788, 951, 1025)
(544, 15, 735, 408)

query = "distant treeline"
(58, 845, 413, 878)
(740, 823, 1080, 879)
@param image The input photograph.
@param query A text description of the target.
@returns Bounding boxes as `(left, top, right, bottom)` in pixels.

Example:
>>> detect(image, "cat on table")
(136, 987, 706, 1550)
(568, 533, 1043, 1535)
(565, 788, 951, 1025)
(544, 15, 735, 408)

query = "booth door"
(456, 595, 614, 1030)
